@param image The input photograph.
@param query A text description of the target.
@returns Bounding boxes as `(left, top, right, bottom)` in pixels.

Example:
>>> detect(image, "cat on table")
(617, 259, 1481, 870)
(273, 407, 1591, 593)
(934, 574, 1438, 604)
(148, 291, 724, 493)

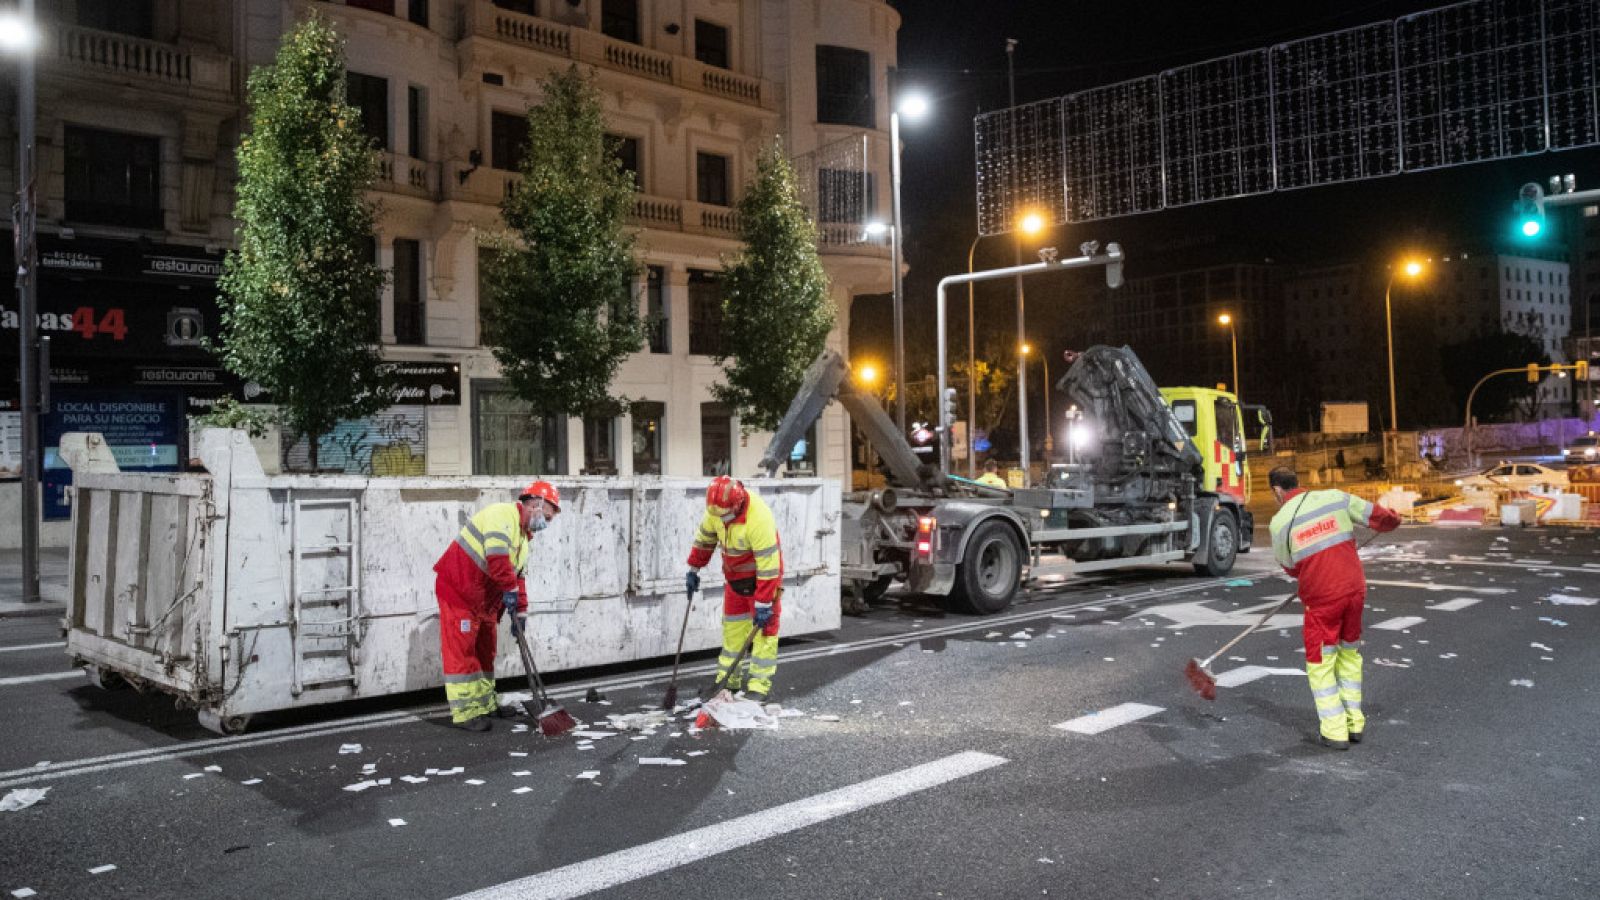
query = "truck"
(760, 345, 1264, 616)
(758, 246, 1267, 616)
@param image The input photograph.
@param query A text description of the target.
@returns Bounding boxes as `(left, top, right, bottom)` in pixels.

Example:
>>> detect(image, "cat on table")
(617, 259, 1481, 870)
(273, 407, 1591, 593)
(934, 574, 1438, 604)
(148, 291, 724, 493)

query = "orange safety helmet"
(706, 475, 747, 523)
(519, 480, 561, 511)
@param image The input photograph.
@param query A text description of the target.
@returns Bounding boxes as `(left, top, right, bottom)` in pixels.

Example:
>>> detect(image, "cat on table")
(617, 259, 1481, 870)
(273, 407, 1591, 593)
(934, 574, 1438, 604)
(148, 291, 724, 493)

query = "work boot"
(491, 704, 523, 719)
(742, 689, 768, 705)
(452, 716, 491, 732)
(1319, 735, 1350, 751)
(1348, 730, 1364, 744)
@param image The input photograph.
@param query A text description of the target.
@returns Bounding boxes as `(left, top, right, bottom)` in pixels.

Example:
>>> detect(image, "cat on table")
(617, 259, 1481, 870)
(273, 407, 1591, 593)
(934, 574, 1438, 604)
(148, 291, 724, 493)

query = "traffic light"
(940, 388, 959, 431)
(1514, 182, 1546, 239)
(1527, 363, 1541, 383)
(1576, 360, 1590, 381)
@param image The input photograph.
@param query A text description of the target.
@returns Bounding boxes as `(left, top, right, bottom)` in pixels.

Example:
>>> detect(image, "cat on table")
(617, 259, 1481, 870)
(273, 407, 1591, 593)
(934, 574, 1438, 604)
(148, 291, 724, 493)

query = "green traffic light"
(1522, 219, 1542, 237)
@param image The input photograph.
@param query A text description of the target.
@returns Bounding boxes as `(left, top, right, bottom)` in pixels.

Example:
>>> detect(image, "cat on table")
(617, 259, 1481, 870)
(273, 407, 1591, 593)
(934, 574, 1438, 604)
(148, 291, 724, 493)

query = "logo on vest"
(1294, 517, 1338, 546)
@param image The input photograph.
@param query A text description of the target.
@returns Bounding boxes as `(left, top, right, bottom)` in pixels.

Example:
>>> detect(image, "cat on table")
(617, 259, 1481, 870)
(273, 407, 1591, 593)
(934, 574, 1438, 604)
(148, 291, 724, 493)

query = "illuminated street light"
(1383, 257, 1429, 466)
(857, 362, 880, 386)
(1018, 212, 1045, 236)
(1217, 313, 1239, 399)
(888, 74, 932, 432)
(0, 12, 37, 52)
(898, 92, 930, 120)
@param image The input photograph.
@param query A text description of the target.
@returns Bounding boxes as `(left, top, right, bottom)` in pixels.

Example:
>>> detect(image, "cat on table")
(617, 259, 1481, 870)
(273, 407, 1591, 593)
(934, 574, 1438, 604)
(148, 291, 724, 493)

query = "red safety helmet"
(519, 480, 561, 511)
(706, 476, 747, 523)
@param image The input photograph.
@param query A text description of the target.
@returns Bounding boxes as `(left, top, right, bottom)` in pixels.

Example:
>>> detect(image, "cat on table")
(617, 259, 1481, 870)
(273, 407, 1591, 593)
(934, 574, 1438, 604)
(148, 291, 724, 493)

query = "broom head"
(1184, 658, 1217, 701)
(661, 684, 679, 711)
(537, 701, 578, 737)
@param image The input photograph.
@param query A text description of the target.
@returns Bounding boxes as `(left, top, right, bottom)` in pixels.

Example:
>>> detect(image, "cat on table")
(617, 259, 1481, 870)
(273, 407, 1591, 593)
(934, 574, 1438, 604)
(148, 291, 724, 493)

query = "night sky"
(860, 0, 1600, 392)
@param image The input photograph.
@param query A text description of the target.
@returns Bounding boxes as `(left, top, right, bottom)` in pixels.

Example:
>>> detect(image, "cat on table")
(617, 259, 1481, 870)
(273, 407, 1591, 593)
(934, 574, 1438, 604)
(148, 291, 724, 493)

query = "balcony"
(50, 25, 234, 103)
(463, 1, 776, 112)
(376, 152, 441, 201)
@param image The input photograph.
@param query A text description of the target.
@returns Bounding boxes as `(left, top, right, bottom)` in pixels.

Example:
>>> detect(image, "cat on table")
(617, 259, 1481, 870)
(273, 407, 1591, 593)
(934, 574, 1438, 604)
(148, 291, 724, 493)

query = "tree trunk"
(307, 430, 320, 472)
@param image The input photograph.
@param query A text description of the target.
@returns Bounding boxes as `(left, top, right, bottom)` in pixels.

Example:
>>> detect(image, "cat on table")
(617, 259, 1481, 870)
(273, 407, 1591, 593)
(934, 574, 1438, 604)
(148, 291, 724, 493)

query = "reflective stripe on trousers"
(1306, 655, 1348, 741)
(444, 672, 497, 723)
(1336, 644, 1365, 734)
(719, 615, 779, 695)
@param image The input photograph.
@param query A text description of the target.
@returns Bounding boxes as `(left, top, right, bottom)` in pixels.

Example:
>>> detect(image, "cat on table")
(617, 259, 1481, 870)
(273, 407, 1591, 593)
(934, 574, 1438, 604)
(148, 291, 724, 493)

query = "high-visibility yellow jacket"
(687, 492, 783, 601)
(1268, 488, 1399, 605)
(434, 502, 528, 613)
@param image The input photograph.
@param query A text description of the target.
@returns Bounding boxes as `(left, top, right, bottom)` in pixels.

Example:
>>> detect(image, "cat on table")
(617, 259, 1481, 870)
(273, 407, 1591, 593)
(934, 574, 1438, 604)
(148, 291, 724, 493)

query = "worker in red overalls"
(433, 481, 561, 731)
(685, 476, 783, 702)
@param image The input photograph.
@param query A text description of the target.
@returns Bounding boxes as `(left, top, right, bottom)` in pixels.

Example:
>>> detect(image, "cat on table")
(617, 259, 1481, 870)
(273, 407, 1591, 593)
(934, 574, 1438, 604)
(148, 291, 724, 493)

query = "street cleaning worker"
(1267, 466, 1399, 750)
(433, 481, 561, 731)
(685, 476, 783, 702)
(976, 459, 1008, 489)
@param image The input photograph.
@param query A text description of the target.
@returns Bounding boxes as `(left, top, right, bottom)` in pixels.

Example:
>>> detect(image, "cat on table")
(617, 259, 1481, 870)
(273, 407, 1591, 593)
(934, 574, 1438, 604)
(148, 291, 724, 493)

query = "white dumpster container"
(65, 429, 841, 733)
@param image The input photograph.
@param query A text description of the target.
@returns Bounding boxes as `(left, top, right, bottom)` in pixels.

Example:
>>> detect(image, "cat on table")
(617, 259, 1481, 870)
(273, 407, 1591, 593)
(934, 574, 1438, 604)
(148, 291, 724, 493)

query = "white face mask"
(529, 511, 549, 533)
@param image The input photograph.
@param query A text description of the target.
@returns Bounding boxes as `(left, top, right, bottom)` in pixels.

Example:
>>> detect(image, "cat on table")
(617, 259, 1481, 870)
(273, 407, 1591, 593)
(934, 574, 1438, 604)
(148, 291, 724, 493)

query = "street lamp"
(964, 210, 1046, 477)
(887, 71, 929, 434)
(3, 2, 40, 605)
(1384, 258, 1427, 428)
(1217, 313, 1239, 400)
(1020, 341, 1053, 456)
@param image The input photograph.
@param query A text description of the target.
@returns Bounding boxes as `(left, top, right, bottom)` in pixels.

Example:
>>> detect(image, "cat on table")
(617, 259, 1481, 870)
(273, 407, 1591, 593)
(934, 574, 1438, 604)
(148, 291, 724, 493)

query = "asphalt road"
(1, 527, 1597, 899)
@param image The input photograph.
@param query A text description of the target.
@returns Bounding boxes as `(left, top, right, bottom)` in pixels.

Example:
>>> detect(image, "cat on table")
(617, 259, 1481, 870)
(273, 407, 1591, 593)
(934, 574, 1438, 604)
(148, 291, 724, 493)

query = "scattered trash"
(608, 711, 671, 731)
(240, 779, 262, 786)
(388, 819, 407, 827)
(88, 865, 117, 875)
(639, 758, 687, 766)
(400, 776, 428, 784)
(1509, 679, 1535, 688)
(686, 751, 708, 757)
(437, 766, 464, 776)
(898, 701, 914, 707)
(11, 888, 37, 898)
(1531, 642, 1554, 653)
(1539, 617, 1570, 628)
(0, 788, 50, 812)
(700, 696, 779, 730)
(342, 780, 379, 793)
(1038, 858, 1055, 864)
(814, 714, 841, 722)
(513, 787, 534, 795)
(509, 751, 529, 757)
(1009, 631, 1032, 640)
(585, 688, 607, 703)
(1547, 594, 1598, 607)
(182, 773, 204, 781)
(576, 771, 600, 780)
(570, 731, 618, 740)
(985, 632, 1003, 639)
(511, 723, 530, 733)
(1224, 579, 1252, 587)
(338, 744, 363, 755)
(361, 764, 378, 775)
(376, 778, 390, 786)
(1102, 657, 1115, 662)
(1371, 658, 1411, 668)
(465, 779, 486, 786)
(203, 765, 222, 773)
(513, 771, 531, 777)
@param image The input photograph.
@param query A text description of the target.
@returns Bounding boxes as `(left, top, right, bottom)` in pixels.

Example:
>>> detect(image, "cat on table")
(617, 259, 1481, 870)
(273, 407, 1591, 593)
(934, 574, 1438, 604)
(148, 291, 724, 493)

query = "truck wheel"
(85, 665, 130, 691)
(197, 710, 252, 736)
(860, 574, 895, 605)
(1194, 509, 1239, 576)
(951, 520, 1024, 615)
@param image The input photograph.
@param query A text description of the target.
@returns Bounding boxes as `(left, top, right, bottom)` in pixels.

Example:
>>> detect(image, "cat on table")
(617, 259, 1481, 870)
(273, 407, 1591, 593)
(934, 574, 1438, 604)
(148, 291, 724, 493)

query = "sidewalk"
(0, 547, 70, 619)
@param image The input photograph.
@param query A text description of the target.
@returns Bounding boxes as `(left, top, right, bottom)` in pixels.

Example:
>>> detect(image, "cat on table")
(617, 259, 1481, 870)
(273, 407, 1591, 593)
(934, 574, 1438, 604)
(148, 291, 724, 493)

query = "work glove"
(685, 569, 701, 596)
(502, 591, 519, 617)
(752, 601, 773, 630)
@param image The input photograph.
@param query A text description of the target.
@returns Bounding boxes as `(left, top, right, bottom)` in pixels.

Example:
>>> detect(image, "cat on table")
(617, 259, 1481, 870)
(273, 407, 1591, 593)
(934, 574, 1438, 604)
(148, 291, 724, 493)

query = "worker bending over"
(686, 476, 783, 702)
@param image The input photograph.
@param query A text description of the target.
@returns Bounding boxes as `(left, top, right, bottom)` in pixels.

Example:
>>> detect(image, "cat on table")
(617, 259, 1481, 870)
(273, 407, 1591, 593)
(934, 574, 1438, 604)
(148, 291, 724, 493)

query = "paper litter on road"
(342, 780, 379, 793)
(686, 751, 708, 757)
(1531, 642, 1554, 652)
(376, 778, 390, 786)
(424, 768, 439, 776)
(464, 779, 485, 786)
(387, 818, 406, 827)
(508, 751, 528, 757)
(1009, 631, 1031, 640)
(0, 788, 49, 812)
(240, 779, 262, 786)
(630, 736, 648, 742)
(1372, 658, 1411, 668)
(338, 744, 362, 755)
(639, 757, 686, 766)
(399, 775, 428, 784)
(1539, 617, 1569, 627)
(88, 865, 117, 875)
(511, 723, 530, 733)
(512, 786, 534, 794)
(607, 711, 671, 731)
(813, 714, 841, 722)
(437, 767, 463, 776)
(569, 730, 617, 740)
(576, 771, 600, 780)
(182, 773, 204, 780)
(1546, 594, 1598, 606)
(701, 696, 778, 730)
(1509, 679, 1535, 688)
(985, 631, 1003, 639)
(12, 887, 37, 897)
(1224, 578, 1252, 587)
(203, 765, 222, 773)
(777, 708, 806, 718)
(1439, 653, 1458, 659)
(513, 771, 531, 777)
(361, 763, 377, 774)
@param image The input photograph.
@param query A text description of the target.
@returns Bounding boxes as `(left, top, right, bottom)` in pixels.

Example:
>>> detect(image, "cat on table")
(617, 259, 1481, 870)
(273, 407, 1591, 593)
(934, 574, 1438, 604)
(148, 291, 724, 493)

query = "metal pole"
(966, 235, 979, 477)
(1230, 321, 1239, 401)
(1007, 38, 1028, 486)
(1383, 270, 1398, 466)
(888, 68, 907, 433)
(15, 0, 39, 605)
(1041, 352, 1052, 456)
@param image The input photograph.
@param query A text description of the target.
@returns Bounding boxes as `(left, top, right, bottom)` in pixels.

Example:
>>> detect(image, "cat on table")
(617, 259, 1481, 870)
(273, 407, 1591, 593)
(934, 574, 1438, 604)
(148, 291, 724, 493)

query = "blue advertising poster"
(41, 389, 184, 520)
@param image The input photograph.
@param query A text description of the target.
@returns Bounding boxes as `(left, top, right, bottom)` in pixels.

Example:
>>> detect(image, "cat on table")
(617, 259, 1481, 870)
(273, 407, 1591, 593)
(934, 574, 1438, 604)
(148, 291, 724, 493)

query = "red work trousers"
(437, 574, 500, 722)
(1302, 591, 1364, 664)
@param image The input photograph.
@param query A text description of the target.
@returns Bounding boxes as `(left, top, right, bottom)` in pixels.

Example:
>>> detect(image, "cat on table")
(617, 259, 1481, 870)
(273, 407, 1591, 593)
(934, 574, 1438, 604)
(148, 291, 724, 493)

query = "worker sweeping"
(1266, 466, 1399, 750)
(433, 481, 561, 731)
(685, 476, 783, 703)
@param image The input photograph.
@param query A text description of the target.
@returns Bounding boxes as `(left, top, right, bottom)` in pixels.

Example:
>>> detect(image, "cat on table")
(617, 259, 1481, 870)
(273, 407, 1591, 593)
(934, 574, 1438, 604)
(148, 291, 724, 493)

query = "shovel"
(509, 614, 577, 737)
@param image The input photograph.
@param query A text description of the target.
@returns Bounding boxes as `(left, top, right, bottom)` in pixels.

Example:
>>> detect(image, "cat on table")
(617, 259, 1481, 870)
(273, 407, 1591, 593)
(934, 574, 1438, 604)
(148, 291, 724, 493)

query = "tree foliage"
(217, 14, 389, 470)
(1440, 331, 1551, 424)
(481, 66, 643, 418)
(713, 143, 835, 432)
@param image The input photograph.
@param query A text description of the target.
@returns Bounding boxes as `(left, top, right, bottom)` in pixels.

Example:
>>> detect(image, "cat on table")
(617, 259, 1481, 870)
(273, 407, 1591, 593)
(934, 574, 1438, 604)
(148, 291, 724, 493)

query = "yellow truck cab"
(1159, 387, 1273, 500)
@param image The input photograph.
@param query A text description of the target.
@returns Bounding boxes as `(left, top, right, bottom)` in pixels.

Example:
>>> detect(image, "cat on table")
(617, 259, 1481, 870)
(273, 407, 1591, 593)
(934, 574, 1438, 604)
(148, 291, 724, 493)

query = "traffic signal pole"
(1463, 362, 1590, 467)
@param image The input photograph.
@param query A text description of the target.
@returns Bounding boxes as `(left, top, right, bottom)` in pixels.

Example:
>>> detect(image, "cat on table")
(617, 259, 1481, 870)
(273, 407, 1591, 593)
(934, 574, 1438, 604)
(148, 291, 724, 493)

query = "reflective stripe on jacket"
(687, 492, 783, 601)
(435, 502, 528, 612)
(1268, 488, 1400, 605)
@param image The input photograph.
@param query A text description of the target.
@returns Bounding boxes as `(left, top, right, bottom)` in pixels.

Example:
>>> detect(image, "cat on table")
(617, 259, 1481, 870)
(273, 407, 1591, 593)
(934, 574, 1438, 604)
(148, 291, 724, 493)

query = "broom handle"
(511, 614, 552, 703)
(667, 588, 695, 686)
(1201, 594, 1295, 668)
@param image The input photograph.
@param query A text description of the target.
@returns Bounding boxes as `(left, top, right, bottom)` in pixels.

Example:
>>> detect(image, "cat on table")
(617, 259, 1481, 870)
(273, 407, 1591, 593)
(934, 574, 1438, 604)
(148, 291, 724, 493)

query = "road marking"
(0, 671, 80, 687)
(1367, 580, 1511, 595)
(1053, 703, 1165, 735)
(0, 642, 65, 655)
(0, 571, 1265, 788)
(1372, 616, 1425, 631)
(1427, 598, 1481, 612)
(446, 751, 1008, 900)
(1213, 666, 1304, 688)
(1375, 556, 1599, 576)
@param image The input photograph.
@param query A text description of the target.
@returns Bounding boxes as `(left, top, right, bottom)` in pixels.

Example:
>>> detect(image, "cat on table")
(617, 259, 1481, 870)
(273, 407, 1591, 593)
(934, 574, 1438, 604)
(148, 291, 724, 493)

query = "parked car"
(1455, 462, 1570, 492)
(1563, 434, 1599, 465)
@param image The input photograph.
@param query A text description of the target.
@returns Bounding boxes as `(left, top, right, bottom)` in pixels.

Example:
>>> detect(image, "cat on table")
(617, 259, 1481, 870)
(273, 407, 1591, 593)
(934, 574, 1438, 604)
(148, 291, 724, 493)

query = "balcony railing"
(375, 153, 441, 200)
(53, 25, 233, 98)
(464, 1, 774, 111)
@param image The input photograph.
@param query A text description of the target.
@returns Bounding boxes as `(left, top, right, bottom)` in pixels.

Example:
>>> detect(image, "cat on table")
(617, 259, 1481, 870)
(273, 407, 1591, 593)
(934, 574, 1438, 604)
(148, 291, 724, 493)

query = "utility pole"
(1007, 38, 1029, 486)
(12, 0, 40, 605)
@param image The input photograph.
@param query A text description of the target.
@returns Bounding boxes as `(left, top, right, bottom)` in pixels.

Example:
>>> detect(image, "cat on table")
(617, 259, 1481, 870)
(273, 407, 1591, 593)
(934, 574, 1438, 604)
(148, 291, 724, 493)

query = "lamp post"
(1020, 342, 1053, 456)
(1217, 313, 1239, 400)
(3, 3, 40, 604)
(1383, 258, 1426, 466)
(966, 211, 1045, 476)
(887, 70, 928, 433)
(854, 361, 881, 480)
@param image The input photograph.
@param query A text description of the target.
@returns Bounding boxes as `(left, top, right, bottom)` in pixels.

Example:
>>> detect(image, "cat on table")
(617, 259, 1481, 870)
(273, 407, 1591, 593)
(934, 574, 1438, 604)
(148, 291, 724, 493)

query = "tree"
(217, 14, 390, 471)
(1440, 332, 1551, 424)
(481, 66, 643, 419)
(713, 143, 835, 432)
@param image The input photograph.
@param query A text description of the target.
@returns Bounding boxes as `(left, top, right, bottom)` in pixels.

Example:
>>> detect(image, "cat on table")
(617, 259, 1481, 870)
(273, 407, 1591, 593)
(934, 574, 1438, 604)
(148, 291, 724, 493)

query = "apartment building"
(1, 0, 898, 541)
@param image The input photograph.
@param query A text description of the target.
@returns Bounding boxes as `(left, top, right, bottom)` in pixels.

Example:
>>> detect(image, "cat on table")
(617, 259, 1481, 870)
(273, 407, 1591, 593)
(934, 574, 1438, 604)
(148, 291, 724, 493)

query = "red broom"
(1184, 594, 1296, 701)
(511, 615, 577, 737)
